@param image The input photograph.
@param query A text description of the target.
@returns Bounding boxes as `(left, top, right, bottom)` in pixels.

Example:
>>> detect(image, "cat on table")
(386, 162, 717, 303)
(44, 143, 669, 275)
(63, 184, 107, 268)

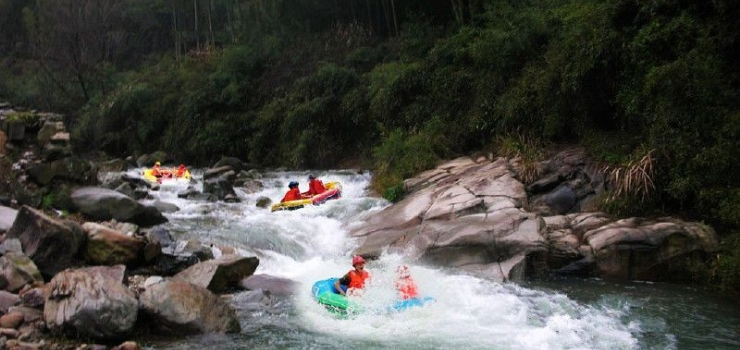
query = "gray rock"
(152, 200, 180, 213)
(81, 222, 147, 266)
(0, 290, 21, 313)
(255, 196, 271, 208)
(44, 265, 138, 340)
(174, 255, 260, 293)
(213, 156, 245, 173)
(0, 206, 18, 232)
(0, 238, 22, 255)
(6, 206, 86, 278)
(0, 252, 44, 292)
(138, 279, 240, 335)
(71, 187, 167, 227)
(238, 274, 298, 296)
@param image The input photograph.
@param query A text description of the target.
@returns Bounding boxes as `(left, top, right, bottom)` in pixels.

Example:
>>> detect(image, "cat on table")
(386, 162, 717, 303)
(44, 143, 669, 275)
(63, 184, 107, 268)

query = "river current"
(121, 169, 739, 350)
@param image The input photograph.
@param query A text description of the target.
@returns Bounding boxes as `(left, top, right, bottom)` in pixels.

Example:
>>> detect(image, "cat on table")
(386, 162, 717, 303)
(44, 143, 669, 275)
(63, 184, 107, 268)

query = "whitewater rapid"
(120, 169, 647, 350)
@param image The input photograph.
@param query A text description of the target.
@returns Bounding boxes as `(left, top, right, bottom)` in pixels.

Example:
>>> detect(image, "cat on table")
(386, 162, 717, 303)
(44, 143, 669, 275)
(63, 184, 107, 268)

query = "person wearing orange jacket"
(175, 164, 188, 177)
(281, 181, 303, 202)
(395, 265, 420, 300)
(302, 174, 326, 197)
(335, 255, 371, 296)
(151, 162, 162, 177)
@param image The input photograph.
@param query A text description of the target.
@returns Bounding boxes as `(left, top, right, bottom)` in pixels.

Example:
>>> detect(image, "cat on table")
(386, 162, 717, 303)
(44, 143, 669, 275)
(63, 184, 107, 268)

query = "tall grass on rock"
(492, 133, 546, 185)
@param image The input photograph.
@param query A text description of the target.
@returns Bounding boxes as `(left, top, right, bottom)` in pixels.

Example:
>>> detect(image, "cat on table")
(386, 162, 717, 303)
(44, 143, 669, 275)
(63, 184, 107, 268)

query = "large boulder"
(174, 255, 259, 293)
(81, 222, 147, 266)
(25, 156, 98, 186)
(202, 172, 238, 201)
(5, 206, 86, 278)
(543, 213, 721, 281)
(44, 265, 138, 340)
(526, 148, 605, 215)
(70, 187, 167, 226)
(138, 279, 240, 335)
(213, 157, 245, 173)
(584, 217, 720, 280)
(98, 158, 132, 173)
(351, 156, 545, 280)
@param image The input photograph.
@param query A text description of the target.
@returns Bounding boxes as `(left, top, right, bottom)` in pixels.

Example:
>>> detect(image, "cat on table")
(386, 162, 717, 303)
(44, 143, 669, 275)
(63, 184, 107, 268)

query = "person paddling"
(281, 181, 303, 202)
(175, 164, 188, 178)
(302, 174, 327, 197)
(335, 255, 371, 296)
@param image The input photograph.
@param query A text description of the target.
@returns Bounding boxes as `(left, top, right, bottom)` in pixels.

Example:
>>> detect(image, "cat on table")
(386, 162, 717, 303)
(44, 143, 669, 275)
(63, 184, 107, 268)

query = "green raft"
(311, 278, 363, 316)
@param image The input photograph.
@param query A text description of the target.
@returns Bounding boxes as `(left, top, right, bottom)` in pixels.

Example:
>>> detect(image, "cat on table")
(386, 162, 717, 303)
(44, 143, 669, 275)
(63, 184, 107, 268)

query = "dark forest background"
(1, 0, 738, 292)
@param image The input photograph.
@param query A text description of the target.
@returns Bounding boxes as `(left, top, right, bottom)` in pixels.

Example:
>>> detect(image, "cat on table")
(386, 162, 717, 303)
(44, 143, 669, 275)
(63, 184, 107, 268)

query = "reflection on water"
(118, 169, 739, 350)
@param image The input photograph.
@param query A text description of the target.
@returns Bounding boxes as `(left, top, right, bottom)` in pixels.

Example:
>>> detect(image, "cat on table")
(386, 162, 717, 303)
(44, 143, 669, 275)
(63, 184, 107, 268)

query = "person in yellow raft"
(150, 162, 167, 180)
(175, 164, 188, 178)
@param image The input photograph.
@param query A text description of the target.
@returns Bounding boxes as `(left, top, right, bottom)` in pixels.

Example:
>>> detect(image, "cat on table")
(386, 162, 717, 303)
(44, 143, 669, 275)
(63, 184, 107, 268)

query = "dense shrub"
(372, 129, 439, 200)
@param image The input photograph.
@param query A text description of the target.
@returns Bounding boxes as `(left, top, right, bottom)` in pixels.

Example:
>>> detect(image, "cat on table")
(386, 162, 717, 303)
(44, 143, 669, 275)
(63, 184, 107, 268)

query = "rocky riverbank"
(350, 151, 719, 282)
(0, 103, 290, 349)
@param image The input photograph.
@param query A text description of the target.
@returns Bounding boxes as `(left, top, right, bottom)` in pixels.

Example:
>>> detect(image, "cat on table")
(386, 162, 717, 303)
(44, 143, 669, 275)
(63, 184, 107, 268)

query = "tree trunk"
(390, 0, 398, 36)
(365, 0, 373, 33)
(226, 1, 235, 43)
(172, 7, 180, 62)
(208, 0, 214, 47)
(193, 0, 200, 51)
(381, 0, 391, 36)
(450, 0, 464, 26)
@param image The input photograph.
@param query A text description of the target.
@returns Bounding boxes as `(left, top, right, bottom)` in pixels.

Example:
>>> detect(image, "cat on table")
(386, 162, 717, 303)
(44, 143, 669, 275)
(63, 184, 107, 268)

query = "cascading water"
(119, 169, 739, 350)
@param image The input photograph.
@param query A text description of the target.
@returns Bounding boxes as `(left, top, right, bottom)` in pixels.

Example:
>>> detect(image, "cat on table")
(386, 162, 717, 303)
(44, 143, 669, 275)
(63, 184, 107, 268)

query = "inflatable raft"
(142, 168, 191, 184)
(311, 278, 362, 316)
(311, 277, 435, 316)
(271, 182, 342, 212)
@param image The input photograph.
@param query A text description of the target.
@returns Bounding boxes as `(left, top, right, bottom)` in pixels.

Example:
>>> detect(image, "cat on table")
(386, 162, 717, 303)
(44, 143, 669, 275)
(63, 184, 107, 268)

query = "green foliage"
(372, 129, 439, 200)
(366, 61, 424, 132)
(6, 111, 38, 124)
(384, 182, 406, 203)
(491, 133, 547, 184)
(713, 233, 740, 294)
(41, 193, 55, 209)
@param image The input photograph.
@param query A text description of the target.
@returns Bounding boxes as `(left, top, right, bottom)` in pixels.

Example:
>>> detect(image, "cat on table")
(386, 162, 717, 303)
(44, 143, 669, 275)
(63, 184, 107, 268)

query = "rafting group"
(312, 255, 435, 316)
(270, 174, 342, 212)
(142, 161, 191, 184)
(272, 176, 433, 315)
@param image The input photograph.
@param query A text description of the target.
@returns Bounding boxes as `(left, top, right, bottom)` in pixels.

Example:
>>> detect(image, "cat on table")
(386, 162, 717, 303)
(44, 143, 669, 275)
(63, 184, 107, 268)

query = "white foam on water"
(102, 168, 640, 350)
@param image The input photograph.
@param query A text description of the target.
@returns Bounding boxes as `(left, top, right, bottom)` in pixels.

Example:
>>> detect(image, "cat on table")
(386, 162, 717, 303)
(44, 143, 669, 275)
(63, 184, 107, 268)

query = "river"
(124, 169, 740, 350)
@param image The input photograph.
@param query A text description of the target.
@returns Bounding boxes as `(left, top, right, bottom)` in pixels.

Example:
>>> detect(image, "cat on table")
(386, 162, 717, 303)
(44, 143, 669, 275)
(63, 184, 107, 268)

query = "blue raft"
(311, 278, 435, 315)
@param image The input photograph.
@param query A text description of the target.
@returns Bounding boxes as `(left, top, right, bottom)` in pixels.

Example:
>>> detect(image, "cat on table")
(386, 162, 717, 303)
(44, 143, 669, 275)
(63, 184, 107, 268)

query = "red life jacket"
(281, 188, 302, 202)
(396, 277, 419, 300)
(348, 269, 370, 289)
(307, 179, 326, 196)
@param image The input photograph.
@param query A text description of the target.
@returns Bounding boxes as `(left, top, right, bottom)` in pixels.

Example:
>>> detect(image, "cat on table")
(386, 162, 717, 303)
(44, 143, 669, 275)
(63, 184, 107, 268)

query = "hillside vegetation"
(1, 0, 738, 292)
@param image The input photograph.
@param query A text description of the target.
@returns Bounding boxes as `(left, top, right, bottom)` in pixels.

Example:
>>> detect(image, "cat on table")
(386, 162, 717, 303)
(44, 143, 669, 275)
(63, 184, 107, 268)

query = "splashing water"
(110, 169, 739, 350)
